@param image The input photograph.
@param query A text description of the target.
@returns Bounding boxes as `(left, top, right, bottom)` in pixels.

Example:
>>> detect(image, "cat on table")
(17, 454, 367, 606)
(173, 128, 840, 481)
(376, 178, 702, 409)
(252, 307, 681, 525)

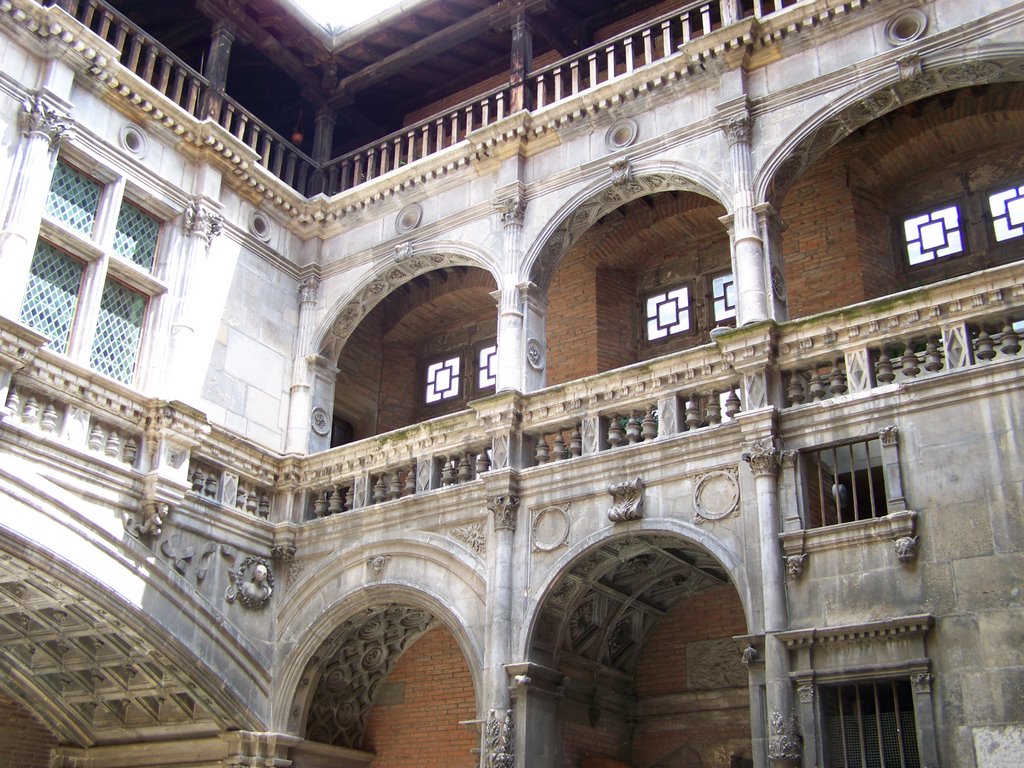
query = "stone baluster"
(0, 94, 73, 318)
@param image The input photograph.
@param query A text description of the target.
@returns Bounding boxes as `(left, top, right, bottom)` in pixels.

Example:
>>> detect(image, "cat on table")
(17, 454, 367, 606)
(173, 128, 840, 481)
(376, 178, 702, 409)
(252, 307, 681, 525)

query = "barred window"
(20, 159, 163, 385)
(804, 437, 887, 528)
(822, 681, 921, 768)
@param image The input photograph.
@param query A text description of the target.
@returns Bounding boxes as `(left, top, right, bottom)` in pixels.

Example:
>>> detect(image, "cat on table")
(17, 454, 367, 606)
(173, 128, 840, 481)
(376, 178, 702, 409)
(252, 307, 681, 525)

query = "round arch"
(314, 240, 503, 363)
(756, 44, 1024, 205)
(273, 533, 486, 736)
(522, 160, 731, 292)
(519, 519, 752, 667)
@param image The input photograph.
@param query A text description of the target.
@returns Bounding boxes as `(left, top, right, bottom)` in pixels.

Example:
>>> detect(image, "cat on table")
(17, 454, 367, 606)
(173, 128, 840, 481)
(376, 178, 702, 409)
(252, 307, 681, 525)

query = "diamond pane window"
(478, 344, 497, 390)
(645, 286, 691, 341)
(114, 201, 160, 270)
(46, 161, 101, 237)
(712, 273, 736, 323)
(90, 281, 145, 383)
(20, 241, 83, 353)
(989, 184, 1024, 242)
(425, 356, 461, 403)
(903, 205, 963, 265)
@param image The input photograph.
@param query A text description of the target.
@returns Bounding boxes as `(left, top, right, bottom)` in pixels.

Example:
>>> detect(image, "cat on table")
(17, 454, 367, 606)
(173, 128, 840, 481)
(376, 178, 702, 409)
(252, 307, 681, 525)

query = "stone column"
(483, 494, 518, 766)
(164, 199, 223, 400)
(201, 21, 235, 120)
(0, 95, 73, 318)
(723, 114, 771, 326)
(494, 193, 527, 392)
(742, 438, 800, 768)
(285, 275, 320, 454)
(520, 282, 547, 392)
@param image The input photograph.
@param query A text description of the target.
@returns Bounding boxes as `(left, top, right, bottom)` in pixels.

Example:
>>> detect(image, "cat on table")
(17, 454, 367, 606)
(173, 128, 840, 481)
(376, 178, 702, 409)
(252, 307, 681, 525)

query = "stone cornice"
(777, 614, 933, 649)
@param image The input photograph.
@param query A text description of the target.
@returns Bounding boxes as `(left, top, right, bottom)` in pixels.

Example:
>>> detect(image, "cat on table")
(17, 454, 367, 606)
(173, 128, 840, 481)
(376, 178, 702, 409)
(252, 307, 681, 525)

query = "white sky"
(293, 0, 408, 31)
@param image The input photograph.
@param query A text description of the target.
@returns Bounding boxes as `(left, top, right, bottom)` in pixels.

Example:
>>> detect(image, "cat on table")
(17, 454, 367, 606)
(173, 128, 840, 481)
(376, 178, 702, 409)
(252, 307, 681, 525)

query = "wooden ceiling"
(103, 0, 678, 155)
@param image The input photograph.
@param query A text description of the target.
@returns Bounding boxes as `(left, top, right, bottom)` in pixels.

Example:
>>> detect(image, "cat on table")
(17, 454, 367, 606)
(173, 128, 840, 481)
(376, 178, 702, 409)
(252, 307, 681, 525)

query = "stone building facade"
(0, 0, 1021, 766)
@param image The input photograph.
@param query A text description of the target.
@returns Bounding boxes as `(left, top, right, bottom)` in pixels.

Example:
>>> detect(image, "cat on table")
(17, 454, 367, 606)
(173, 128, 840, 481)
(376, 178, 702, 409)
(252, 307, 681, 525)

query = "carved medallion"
(693, 469, 739, 523)
(532, 504, 571, 552)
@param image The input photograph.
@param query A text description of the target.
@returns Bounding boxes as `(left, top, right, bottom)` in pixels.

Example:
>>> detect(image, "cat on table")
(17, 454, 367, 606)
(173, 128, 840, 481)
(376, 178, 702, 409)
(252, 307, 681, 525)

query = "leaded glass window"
(46, 161, 101, 237)
(20, 241, 83, 353)
(90, 281, 146, 383)
(903, 205, 963, 265)
(113, 201, 160, 270)
(645, 285, 691, 341)
(989, 183, 1024, 243)
(425, 356, 461, 403)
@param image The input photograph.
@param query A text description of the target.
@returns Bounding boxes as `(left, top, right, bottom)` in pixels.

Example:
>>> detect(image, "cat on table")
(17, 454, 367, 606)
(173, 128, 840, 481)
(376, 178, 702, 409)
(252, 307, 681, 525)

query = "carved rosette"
(489, 495, 520, 532)
(495, 194, 526, 228)
(768, 710, 802, 763)
(183, 201, 224, 245)
(484, 708, 514, 768)
(608, 477, 644, 523)
(298, 275, 320, 305)
(226, 556, 273, 609)
(20, 96, 73, 148)
(742, 438, 782, 478)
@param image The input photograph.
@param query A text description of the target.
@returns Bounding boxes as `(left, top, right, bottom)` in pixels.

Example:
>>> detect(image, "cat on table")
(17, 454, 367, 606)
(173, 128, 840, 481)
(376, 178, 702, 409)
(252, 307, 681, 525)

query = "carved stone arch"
(524, 162, 730, 292)
(756, 45, 1024, 206)
(313, 241, 502, 363)
(0, 476, 265, 747)
(279, 583, 483, 750)
(521, 520, 750, 670)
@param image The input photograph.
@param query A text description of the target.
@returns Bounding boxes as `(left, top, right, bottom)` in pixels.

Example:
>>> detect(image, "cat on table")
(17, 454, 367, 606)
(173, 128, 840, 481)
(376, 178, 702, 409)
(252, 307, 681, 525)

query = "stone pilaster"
(285, 275, 321, 454)
(493, 192, 528, 392)
(486, 493, 519, 716)
(742, 438, 800, 768)
(0, 94, 73, 318)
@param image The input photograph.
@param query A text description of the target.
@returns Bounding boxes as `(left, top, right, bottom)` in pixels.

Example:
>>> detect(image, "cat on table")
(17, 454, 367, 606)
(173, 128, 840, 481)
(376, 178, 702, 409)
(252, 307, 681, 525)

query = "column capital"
(742, 437, 782, 478)
(489, 494, 520, 531)
(183, 200, 223, 245)
(20, 95, 73, 149)
(298, 275, 320, 305)
(723, 114, 754, 146)
(495, 193, 526, 227)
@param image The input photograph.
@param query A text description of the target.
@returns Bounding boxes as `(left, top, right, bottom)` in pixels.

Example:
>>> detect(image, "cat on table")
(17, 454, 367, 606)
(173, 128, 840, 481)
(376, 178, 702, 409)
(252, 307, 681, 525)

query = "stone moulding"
(777, 614, 933, 650)
(780, 509, 917, 556)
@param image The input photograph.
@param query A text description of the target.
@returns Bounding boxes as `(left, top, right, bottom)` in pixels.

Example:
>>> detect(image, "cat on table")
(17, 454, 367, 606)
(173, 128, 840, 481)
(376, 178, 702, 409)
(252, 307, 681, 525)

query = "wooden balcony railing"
(46, 0, 804, 199)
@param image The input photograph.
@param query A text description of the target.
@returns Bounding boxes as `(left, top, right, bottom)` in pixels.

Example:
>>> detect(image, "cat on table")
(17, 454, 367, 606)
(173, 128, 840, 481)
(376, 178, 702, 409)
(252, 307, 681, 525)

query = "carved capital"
(910, 672, 931, 694)
(484, 708, 514, 768)
(608, 477, 644, 523)
(271, 543, 296, 561)
(183, 201, 223, 245)
(495, 194, 526, 227)
(879, 424, 899, 447)
(489, 495, 520, 532)
(723, 115, 754, 146)
(742, 437, 782, 478)
(20, 96, 73, 149)
(740, 644, 759, 667)
(298, 276, 320, 305)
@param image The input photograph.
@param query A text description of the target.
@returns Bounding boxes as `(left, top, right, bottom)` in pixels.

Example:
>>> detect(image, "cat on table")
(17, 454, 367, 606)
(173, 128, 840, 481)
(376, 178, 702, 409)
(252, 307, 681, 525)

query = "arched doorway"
(297, 603, 479, 766)
(529, 534, 752, 768)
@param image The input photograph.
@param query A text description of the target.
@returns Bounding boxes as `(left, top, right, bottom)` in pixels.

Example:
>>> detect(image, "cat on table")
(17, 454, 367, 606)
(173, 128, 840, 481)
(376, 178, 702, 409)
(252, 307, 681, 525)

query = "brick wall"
(362, 625, 478, 767)
(0, 691, 55, 768)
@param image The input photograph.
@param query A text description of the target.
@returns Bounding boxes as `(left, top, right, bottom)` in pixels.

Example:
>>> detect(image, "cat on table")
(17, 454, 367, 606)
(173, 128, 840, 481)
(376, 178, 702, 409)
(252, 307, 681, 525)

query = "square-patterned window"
(711, 272, 736, 324)
(477, 343, 497, 390)
(20, 158, 165, 385)
(425, 355, 461, 403)
(645, 284, 691, 342)
(902, 204, 964, 265)
(988, 182, 1024, 243)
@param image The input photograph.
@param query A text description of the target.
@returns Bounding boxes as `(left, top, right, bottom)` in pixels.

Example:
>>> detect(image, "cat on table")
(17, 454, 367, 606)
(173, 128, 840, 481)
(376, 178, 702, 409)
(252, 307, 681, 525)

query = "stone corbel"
(123, 500, 167, 542)
(607, 477, 644, 522)
(785, 552, 807, 579)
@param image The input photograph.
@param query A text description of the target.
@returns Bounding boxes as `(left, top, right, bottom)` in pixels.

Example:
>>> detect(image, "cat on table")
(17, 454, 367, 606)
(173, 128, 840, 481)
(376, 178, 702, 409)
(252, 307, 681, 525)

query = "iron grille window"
(20, 159, 163, 385)
(822, 681, 921, 768)
(804, 437, 887, 527)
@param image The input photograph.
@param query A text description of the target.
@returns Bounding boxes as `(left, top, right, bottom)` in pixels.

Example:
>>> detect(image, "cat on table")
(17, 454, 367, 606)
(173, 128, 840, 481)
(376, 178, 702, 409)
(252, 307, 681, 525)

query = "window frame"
(23, 155, 168, 387)
(418, 338, 499, 410)
(897, 197, 967, 268)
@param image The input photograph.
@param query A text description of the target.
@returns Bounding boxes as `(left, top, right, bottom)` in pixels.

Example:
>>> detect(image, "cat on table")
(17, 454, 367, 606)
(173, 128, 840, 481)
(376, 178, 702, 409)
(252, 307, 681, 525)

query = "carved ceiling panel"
(0, 552, 243, 747)
(533, 535, 728, 676)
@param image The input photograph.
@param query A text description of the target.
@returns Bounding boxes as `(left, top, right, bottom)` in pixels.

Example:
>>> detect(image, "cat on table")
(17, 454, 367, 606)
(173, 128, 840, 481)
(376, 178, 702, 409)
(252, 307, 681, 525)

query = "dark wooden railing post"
(509, 3, 533, 113)
(200, 20, 235, 120)
(308, 105, 336, 196)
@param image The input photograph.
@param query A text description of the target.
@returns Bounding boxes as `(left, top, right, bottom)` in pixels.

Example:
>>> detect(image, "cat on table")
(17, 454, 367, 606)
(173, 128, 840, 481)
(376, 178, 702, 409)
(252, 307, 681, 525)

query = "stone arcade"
(0, 0, 1022, 766)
